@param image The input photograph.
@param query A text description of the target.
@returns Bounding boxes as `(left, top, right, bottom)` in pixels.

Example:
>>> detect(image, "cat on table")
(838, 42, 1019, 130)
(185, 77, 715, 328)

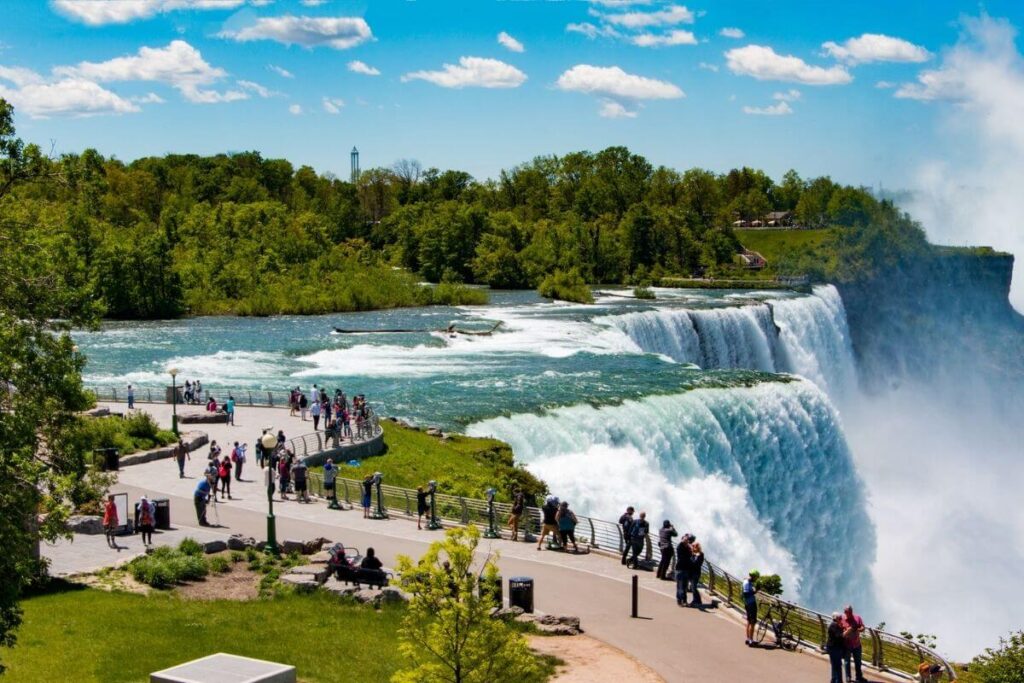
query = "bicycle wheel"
(755, 606, 773, 643)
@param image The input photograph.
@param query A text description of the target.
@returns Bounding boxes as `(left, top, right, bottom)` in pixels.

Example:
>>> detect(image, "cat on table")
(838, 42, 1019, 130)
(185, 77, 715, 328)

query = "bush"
(965, 631, 1024, 683)
(230, 551, 244, 564)
(538, 269, 593, 304)
(753, 572, 784, 597)
(128, 548, 209, 588)
(633, 286, 655, 300)
(177, 538, 204, 557)
(208, 556, 231, 574)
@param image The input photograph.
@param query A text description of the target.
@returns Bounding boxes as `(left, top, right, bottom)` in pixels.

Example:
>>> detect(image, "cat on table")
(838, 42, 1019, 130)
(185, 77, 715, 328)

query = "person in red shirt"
(842, 604, 866, 683)
(102, 495, 118, 549)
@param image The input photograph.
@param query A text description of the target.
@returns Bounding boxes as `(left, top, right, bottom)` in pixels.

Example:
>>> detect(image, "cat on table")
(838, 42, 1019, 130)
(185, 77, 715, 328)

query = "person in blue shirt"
(194, 474, 213, 526)
(225, 395, 236, 425)
(742, 571, 759, 646)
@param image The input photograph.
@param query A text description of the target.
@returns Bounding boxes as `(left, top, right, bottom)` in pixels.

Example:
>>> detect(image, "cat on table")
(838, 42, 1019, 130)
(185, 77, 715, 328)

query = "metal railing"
(300, 467, 954, 681)
(88, 385, 303, 407)
(281, 411, 382, 454)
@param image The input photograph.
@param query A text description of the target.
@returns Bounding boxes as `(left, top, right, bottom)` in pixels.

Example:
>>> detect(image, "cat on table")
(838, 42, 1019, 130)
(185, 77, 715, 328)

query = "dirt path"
(530, 635, 664, 683)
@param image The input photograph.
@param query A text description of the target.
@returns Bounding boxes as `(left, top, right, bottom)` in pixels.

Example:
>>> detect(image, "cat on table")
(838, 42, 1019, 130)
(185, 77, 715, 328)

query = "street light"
(261, 430, 280, 555)
(426, 480, 442, 530)
(169, 367, 179, 436)
(483, 487, 500, 538)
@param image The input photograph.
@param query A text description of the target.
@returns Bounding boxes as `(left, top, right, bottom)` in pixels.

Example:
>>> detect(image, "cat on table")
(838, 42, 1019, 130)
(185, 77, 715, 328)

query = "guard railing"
(281, 411, 382, 453)
(88, 385, 305, 407)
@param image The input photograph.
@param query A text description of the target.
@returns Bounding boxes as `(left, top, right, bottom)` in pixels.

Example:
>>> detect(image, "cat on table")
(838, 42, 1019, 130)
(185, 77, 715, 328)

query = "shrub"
(208, 556, 231, 574)
(177, 538, 204, 557)
(230, 551, 244, 563)
(538, 269, 593, 304)
(753, 573, 784, 597)
(633, 286, 655, 300)
(128, 546, 209, 588)
(966, 630, 1024, 683)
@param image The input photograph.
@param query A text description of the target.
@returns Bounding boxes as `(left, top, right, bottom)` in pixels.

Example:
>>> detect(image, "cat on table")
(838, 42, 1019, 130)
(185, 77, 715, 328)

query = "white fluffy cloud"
(743, 101, 793, 115)
(498, 31, 525, 53)
(0, 74, 139, 118)
(566, 22, 620, 40)
(347, 60, 380, 76)
(725, 45, 852, 85)
(773, 88, 801, 101)
(322, 96, 344, 114)
(55, 40, 246, 103)
(268, 64, 294, 79)
(220, 16, 373, 50)
(720, 27, 745, 39)
(288, 103, 302, 115)
(822, 33, 931, 65)
(631, 29, 696, 47)
(556, 64, 683, 99)
(237, 80, 275, 98)
(599, 100, 638, 118)
(51, 0, 257, 26)
(402, 57, 526, 89)
(597, 4, 694, 29)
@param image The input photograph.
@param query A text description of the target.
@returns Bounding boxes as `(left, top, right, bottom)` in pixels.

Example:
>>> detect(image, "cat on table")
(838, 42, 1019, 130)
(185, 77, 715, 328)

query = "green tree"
(393, 526, 544, 683)
(964, 631, 1024, 683)
(795, 176, 837, 228)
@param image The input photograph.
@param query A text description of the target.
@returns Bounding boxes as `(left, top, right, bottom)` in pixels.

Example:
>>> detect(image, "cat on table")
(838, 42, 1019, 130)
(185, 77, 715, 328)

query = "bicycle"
(755, 602, 797, 650)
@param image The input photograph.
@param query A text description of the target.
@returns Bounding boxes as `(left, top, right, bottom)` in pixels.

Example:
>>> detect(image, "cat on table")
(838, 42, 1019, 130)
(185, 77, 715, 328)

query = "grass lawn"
(333, 421, 547, 502)
(734, 228, 836, 276)
(5, 584, 406, 683)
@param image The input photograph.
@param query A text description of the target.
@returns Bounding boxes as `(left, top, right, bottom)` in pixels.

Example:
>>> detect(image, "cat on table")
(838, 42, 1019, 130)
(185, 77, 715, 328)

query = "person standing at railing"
(289, 387, 299, 417)
(293, 458, 309, 503)
(556, 501, 579, 552)
(508, 487, 525, 541)
(311, 399, 321, 431)
(676, 535, 693, 605)
(689, 542, 705, 607)
(742, 571, 758, 646)
(299, 392, 308, 421)
(656, 520, 677, 580)
(536, 496, 560, 550)
(361, 475, 373, 518)
(127, 384, 134, 410)
(225, 395, 235, 426)
(323, 458, 337, 505)
(625, 511, 649, 569)
(619, 507, 635, 565)
(826, 612, 848, 683)
(842, 604, 866, 683)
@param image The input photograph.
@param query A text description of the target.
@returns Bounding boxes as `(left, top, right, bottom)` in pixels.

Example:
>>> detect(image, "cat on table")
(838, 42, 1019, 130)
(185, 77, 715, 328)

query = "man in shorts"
(324, 457, 339, 508)
(508, 487, 525, 541)
(742, 571, 758, 646)
(536, 496, 560, 550)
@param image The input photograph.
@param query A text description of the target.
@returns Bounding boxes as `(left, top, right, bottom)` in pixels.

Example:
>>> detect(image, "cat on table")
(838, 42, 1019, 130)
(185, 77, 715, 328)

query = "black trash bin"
(478, 574, 503, 608)
(508, 576, 533, 613)
(94, 447, 119, 472)
(153, 498, 171, 530)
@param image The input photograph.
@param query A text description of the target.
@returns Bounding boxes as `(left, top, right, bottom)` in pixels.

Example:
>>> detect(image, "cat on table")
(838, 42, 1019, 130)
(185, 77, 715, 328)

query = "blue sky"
(1, 0, 1022, 190)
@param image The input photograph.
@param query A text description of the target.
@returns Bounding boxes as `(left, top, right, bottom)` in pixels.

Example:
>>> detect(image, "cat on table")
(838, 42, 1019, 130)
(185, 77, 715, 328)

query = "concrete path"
(79, 401, 894, 683)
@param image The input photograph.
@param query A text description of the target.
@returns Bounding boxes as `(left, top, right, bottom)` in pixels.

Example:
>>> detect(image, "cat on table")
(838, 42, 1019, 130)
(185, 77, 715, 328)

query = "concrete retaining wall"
(300, 431, 385, 467)
(119, 430, 208, 467)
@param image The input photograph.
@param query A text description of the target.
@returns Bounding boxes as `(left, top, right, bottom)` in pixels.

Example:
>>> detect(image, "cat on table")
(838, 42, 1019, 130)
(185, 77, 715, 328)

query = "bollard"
(631, 574, 638, 618)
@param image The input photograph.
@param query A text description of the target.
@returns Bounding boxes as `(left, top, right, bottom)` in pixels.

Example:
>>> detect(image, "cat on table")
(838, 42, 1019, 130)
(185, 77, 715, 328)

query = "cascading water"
(468, 379, 876, 613)
(604, 285, 858, 397)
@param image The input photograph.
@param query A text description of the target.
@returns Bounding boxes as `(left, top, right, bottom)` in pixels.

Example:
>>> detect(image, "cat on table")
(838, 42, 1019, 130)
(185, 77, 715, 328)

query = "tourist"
(341, 406, 352, 439)
(917, 663, 944, 682)
(184, 379, 192, 403)
(360, 547, 383, 571)
(218, 455, 232, 500)
(195, 380, 202, 403)
(508, 487, 525, 541)
(827, 612, 847, 683)
(206, 396, 217, 412)
(618, 506, 635, 565)
(278, 454, 291, 500)
(536, 496, 560, 550)
(311, 398, 321, 431)
(232, 441, 246, 481)
(103, 494, 118, 549)
(626, 511, 649, 569)
(656, 520, 677, 580)
(255, 431, 265, 469)
(323, 458, 337, 506)
(322, 398, 332, 428)
(556, 501, 579, 552)
(277, 429, 286, 447)
(742, 571, 758, 646)
(676, 535, 693, 605)
(174, 439, 189, 478)
(127, 384, 134, 410)
(689, 541, 705, 607)
(309, 384, 319, 408)
(194, 474, 212, 526)
(208, 440, 221, 464)
(361, 474, 373, 518)
(843, 604, 866, 683)
(289, 387, 299, 417)
(416, 486, 429, 530)
(225, 394, 235, 426)
(138, 495, 155, 546)
(292, 457, 309, 503)
(299, 392, 308, 421)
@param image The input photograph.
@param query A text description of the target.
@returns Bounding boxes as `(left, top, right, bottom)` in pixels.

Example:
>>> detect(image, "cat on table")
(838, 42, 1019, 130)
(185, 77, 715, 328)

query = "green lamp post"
(169, 367, 179, 436)
(261, 430, 280, 555)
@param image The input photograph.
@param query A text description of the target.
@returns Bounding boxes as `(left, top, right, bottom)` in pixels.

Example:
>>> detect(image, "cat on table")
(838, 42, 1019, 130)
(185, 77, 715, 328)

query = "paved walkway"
(75, 401, 896, 683)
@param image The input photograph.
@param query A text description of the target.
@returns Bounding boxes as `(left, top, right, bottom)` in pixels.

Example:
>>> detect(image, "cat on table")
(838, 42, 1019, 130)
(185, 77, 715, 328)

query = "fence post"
(460, 498, 469, 524)
(725, 575, 733, 604)
(342, 480, 351, 504)
(404, 491, 411, 516)
(112, 388, 118, 402)
(588, 518, 596, 547)
(247, 391, 253, 406)
(146, 388, 152, 402)
(708, 565, 716, 593)
(818, 615, 827, 649)
(644, 534, 653, 561)
(617, 525, 624, 554)
(870, 629, 882, 668)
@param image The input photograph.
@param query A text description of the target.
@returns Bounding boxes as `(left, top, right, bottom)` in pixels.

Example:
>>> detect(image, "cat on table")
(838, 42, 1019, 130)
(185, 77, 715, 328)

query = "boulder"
(178, 411, 228, 424)
(303, 537, 332, 554)
(425, 428, 443, 437)
(280, 574, 319, 592)
(82, 407, 110, 418)
(280, 539, 306, 556)
(372, 587, 410, 605)
(227, 534, 257, 551)
(536, 622, 582, 636)
(66, 515, 104, 535)
(321, 577, 367, 601)
(308, 551, 331, 565)
(492, 606, 525, 620)
(203, 540, 228, 554)
(288, 564, 331, 584)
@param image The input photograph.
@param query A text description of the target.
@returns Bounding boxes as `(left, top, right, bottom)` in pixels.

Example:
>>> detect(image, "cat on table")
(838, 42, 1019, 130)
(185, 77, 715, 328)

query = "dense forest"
(0, 99, 929, 318)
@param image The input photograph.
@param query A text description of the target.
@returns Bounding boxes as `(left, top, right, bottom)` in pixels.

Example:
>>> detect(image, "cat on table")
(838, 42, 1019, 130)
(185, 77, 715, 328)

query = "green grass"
(733, 228, 837, 279)
(78, 411, 177, 457)
(5, 585, 407, 683)
(325, 421, 547, 502)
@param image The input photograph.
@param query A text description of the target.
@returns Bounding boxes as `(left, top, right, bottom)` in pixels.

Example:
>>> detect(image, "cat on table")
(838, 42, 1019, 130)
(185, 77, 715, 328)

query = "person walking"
(292, 458, 309, 503)
(138, 495, 155, 546)
(232, 441, 246, 481)
(102, 494, 118, 549)
(742, 571, 759, 646)
(656, 520, 677, 580)
(361, 474, 373, 518)
(619, 506, 635, 565)
(225, 395, 235, 426)
(289, 388, 299, 417)
(626, 511, 649, 569)
(843, 604, 866, 682)
(536, 496, 560, 550)
(299, 392, 308, 421)
(278, 455, 291, 500)
(311, 399, 321, 431)
(194, 474, 212, 526)
(323, 458, 338, 507)
(126, 384, 134, 410)
(218, 455, 232, 500)
(827, 612, 848, 683)
(174, 439, 189, 478)
(416, 486, 429, 530)
(676, 535, 693, 605)
(508, 487, 525, 541)
(556, 501, 579, 552)
(689, 541, 705, 607)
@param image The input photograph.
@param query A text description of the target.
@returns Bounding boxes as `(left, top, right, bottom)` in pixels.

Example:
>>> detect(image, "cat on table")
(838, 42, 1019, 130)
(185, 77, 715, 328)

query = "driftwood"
(333, 321, 503, 336)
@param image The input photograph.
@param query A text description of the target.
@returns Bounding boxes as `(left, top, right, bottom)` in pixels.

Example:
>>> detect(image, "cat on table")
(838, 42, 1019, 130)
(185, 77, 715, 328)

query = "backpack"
(218, 463, 228, 478)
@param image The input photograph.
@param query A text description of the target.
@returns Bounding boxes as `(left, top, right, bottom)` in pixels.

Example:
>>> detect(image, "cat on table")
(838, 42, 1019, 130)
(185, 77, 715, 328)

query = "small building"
(765, 211, 793, 227)
(732, 219, 750, 228)
(750, 219, 764, 228)
(740, 249, 767, 270)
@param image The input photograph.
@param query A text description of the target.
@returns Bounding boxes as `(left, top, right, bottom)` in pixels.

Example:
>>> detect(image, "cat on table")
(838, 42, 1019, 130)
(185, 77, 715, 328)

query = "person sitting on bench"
(360, 547, 383, 571)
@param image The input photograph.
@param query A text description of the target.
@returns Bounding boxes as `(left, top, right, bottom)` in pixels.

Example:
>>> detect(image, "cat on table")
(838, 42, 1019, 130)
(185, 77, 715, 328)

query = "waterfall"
(604, 285, 858, 396)
(468, 379, 876, 613)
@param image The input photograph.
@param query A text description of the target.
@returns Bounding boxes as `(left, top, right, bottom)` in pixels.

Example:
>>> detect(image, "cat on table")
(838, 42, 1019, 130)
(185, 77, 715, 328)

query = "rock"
(227, 534, 257, 551)
(280, 574, 319, 592)
(373, 587, 409, 605)
(82, 407, 110, 417)
(66, 515, 104, 535)
(321, 577, 368, 601)
(178, 411, 229, 424)
(492, 606, 525, 620)
(515, 613, 538, 624)
(537, 615, 580, 629)
(303, 537, 332, 554)
(536, 623, 582, 636)
(280, 539, 306, 555)
(288, 564, 330, 584)
(426, 428, 442, 437)
(309, 551, 331, 565)
(203, 540, 228, 554)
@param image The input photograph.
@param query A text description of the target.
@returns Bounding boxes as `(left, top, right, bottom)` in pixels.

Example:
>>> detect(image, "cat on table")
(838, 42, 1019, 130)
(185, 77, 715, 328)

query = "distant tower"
(350, 146, 360, 182)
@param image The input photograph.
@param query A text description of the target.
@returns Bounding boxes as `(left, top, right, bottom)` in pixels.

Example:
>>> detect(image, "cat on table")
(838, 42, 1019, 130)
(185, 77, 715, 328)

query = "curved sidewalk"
(98, 402, 898, 683)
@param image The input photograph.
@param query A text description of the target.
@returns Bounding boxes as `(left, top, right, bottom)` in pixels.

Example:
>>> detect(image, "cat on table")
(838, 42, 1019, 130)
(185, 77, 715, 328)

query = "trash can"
(508, 576, 533, 613)
(94, 447, 119, 472)
(479, 574, 503, 608)
(153, 498, 171, 530)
